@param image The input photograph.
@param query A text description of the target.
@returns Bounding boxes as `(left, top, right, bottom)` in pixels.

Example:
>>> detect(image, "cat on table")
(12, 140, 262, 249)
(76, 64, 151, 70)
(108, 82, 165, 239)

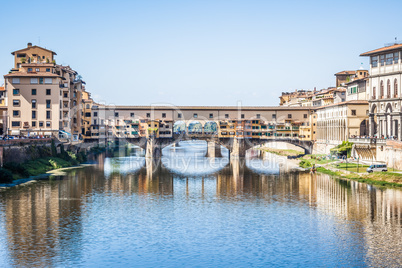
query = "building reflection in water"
(0, 152, 400, 266)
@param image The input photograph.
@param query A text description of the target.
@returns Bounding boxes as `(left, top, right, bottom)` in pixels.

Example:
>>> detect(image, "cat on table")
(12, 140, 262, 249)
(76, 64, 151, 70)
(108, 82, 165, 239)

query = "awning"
(10, 130, 20, 135)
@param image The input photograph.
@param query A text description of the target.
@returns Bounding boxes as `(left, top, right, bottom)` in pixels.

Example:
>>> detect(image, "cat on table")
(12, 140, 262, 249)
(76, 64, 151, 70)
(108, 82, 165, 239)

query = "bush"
(0, 168, 13, 183)
(299, 160, 312, 168)
(3, 162, 29, 177)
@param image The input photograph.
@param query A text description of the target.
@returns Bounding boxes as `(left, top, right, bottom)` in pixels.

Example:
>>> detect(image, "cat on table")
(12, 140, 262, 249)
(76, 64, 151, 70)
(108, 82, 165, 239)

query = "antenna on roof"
(385, 38, 402, 47)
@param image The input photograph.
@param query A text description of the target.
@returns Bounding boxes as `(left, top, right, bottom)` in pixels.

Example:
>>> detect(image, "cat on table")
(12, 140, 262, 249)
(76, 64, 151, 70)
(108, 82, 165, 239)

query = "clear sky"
(1, 0, 402, 106)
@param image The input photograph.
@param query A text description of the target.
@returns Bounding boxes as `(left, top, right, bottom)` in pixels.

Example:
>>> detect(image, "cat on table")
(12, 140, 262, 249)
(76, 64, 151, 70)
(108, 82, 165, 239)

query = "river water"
(0, 141, 401, 267)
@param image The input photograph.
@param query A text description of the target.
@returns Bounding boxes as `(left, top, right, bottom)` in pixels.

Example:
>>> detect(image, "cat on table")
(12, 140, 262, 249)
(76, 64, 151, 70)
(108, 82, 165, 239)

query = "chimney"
(314, 87, 316, 92)
(27, 42, 32, 47)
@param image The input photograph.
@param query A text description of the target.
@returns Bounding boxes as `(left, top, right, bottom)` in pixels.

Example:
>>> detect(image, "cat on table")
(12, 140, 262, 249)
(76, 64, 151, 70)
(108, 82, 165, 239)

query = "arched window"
(387, 79, 391, 98)
(373, 86, 376, 99)
(380, 81, 384, 98)
(394, 79, 398, 98)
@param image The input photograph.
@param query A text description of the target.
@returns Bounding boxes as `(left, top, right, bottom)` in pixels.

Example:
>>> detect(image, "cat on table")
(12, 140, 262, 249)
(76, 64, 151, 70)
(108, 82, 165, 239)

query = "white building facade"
(361, 44, 402, 139)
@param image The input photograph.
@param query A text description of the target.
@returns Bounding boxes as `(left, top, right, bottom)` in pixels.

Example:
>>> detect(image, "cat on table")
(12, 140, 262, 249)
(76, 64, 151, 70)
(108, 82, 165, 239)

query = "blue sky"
(1, 0, 401, 106)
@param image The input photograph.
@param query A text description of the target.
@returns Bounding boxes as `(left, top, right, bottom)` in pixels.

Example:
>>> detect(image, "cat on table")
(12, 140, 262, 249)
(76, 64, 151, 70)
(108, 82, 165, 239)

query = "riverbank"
(315, 165, 402, 188)
(268, 150, 402, 188)
(0, 164, 91, 189)
(0, 142, 105, 185)
(299, 155, 402, 187)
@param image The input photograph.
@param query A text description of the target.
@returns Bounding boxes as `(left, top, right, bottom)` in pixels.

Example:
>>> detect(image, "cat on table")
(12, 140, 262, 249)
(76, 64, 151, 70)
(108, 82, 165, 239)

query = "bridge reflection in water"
(0, 146, 401, 267)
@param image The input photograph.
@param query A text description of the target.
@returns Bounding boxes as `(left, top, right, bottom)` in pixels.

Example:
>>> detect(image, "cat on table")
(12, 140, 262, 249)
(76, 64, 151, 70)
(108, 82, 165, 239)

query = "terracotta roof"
(360, 44, 402, 56)
(11, 45, 57, 55)
(0, 87, 4, 91)
(316, 100, 369, 110)
(4, 72, 60, 77)
(335, 70, 356, 75)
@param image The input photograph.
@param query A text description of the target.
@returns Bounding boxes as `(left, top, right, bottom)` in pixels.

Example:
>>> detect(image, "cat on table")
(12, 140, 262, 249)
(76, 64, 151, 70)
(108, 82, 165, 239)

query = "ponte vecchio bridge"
(89, 105, 315, 158)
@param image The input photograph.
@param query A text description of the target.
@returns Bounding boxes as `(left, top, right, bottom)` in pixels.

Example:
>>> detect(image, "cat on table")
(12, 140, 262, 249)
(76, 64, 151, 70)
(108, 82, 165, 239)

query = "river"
(0, 141, 401, 267)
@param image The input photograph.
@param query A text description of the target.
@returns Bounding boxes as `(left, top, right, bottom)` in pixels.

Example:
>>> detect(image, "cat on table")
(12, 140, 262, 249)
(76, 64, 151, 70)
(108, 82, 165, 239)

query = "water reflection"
(162, 141, 229, 176)
(0, 148, 401, 266)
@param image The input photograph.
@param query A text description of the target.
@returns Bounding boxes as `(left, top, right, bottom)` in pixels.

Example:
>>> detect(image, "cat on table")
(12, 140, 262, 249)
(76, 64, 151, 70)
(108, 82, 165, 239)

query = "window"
(394, 79, 398, 98)
(32, 111, 36, 119)
(380, 55, 385, 66)
(162, 113, 166, 118)
(30, 88, 37, 95)
(288, 114, 292, 119)
(32, 99, 37, 109)
(272, 114, 276, 119)
(146, 113, 150, 118)
(373, 87, 376, 99)
(36, 68, 40, 72)
(13, 89, 19, 95)
(394, 52, 399, 64)
(39, 121, 44, 127)
(387, 80, 391, 98)
(32, 121, 36, 127)
(30, 78, 38, 84)
(209, 113, 213, 119)
(94, 112, 98, 117)
(45, 78, 52, 84)
(303, 114, 307, 118)
(193, 113, 198, 118)
(11, 121, 20, 127)
(225, 114, 229, 118)
(386, 53, 393, 65)
(351, 110, 356, 116)
(39, 78, 43, 84)
(241, 114, 245, 119)
(130, 113, 134, 117)
(13, 110, 20, 117)
(380, 81, 384, 98)
(28, 68, 33, 72)
(13, 100, 20, 106)
(46, 100, 51, 109)
(178, 113, 182, 118)
(46, 121, 51, 127)
(256, 114, 260, 119)
(46, 89, 51, 95)
(46, 111, 51, 119)
(12, 78, 20, 84)
(46, 68, 50, 72)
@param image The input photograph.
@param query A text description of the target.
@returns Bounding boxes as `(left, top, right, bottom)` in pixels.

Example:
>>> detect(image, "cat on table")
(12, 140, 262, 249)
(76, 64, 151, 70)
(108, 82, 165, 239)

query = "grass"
(24, 157, 76, 177)
(261, 147, 304, 157)
(299, 154, 337, 168)
(316, 166, 402, 188)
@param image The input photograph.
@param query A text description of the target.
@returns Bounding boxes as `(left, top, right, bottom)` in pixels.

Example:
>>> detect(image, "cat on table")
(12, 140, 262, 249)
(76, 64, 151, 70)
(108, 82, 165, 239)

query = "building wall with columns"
(316, 101, 369, 146)
(360, 45, 402, 140)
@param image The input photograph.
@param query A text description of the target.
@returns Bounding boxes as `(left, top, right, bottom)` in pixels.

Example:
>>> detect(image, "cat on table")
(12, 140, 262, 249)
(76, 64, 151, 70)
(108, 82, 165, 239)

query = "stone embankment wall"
(382, 140, 402, 170)
(312, 141, 339, 155)
(2, 144, 52, 164)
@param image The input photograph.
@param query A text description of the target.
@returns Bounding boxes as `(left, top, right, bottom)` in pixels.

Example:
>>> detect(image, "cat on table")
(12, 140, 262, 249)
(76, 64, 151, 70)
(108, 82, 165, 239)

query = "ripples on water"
(0, 141, 401, 267)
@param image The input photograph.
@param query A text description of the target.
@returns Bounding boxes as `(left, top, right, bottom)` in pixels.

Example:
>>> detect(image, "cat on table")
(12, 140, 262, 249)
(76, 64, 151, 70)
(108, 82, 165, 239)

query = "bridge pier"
(145, 138, 162, 159)
(230, 138, 246, 158)
(206, 141, 222, 157)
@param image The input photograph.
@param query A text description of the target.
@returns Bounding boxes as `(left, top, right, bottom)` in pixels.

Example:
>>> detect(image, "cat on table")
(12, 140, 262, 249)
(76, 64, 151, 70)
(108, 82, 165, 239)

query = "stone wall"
(312, 142, 338, 155)
(383, 140, 402, 170)
(2, 144, 52, 164)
